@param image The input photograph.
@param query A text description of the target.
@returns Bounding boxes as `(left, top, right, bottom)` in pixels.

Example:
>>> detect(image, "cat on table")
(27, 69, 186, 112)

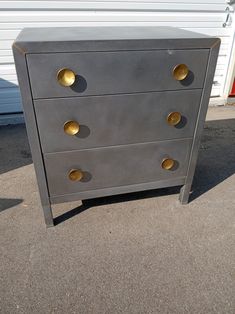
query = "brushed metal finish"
(13, 26, 220, 226)
(57, 68, 76, 87)
(68, 169, 83, 181)
(44, 139, 192, 196)
(64, 120, 80, 136)
(167, 112, 182, 126)
(162, 158, 175, 170)
(173, 64, 189, 81)
(50, 177, 186, 204)
(14, 26, 220, 54)
(12, 41, 54, 227)
(179, 40, 221, 204)
(27, 49, 209, 99)
(34, 89, 202, 153)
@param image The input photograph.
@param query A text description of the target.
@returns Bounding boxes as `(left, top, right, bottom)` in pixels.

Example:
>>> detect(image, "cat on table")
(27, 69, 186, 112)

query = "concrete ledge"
(0, 113, 25, 126)
(209, 97, 227, 106)
(226, 97, 235, 105)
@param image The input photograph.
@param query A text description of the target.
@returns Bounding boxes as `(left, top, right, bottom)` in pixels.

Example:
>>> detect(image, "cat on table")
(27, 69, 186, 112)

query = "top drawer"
(26, 49, 209, 99)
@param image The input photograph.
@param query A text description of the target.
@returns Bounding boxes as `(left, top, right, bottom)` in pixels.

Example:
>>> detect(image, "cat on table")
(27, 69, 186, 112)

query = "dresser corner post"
(179, 184, 191, 204)
(179, 40, 220, 204)
(42, 203, 54, 227)
(13, 42, 54, 228)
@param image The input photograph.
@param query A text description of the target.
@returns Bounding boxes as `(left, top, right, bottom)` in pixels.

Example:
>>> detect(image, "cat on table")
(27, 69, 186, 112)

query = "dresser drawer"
(35, 90, 201, 153)
(27, 49, 208, 99)
(44, 139, 191, 196)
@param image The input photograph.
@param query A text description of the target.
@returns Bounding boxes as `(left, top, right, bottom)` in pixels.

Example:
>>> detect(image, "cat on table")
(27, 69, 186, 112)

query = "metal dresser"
(13, 27, 220, 227)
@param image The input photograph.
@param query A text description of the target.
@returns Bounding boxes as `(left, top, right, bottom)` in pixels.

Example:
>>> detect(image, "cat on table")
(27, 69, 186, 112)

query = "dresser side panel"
(180, 39, 221, 203)
(12, 43, 53, 225)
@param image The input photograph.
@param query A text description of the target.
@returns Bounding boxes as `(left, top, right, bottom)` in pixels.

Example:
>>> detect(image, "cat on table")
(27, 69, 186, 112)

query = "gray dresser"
(13, 27, 220, 227)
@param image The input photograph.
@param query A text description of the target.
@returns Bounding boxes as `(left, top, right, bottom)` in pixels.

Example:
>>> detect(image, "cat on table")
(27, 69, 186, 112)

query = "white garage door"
(0, 0, 234, 114)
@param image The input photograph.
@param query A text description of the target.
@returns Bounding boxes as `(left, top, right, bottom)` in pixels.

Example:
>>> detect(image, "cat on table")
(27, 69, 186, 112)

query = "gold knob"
(57, 68, 76, 87)
(161, 158, 175, 170)
(64, 120, 80, 136)
(167, 112, 182, 126)
(173, 64, 189, 81)
(68, 169, 83, 181)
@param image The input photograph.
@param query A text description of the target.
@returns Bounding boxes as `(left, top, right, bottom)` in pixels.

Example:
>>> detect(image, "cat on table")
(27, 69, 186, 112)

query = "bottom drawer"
(44, 139, 192, 197)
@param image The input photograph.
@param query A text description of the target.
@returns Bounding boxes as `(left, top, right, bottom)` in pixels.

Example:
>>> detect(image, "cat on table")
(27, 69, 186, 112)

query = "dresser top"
(13, 26, 220, 54)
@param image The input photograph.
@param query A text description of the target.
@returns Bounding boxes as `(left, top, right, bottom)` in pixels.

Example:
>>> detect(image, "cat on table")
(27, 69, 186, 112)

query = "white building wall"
(0, 0, 233, 114)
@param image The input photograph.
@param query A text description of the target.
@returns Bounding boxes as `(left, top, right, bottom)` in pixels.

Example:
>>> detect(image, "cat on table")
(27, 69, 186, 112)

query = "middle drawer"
(34, 89, 201, 153)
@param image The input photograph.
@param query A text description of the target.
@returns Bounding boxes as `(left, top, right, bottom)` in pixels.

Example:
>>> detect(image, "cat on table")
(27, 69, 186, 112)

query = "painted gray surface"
(27, 49, 208, 99)
(50, 177, 185, 204)
(12, 45, 54, 227)
(12, 26, 220, 226)
(15, 26, 212, 43)
(14, 26, 219, 53)
(44, 139, 192, 196)
(35, 89, 202, 153)
(179, 39, 221, 203)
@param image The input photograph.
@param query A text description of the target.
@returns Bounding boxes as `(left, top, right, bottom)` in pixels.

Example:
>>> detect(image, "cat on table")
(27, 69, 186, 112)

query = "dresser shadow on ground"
(53, 186, 181, 225)
(189, 117, 235, 201)
(54, 117, 235, 225)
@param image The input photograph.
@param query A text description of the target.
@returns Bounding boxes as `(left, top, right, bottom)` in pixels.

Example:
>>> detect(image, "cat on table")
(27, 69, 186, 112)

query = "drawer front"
(35, 90, 201, 153)
(27, 49, 208, 99)
(44, 139, 192, 196)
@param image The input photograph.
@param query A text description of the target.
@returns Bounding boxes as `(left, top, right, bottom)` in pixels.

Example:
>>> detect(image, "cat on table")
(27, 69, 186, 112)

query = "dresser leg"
(42, 204, 54, 227)
(179, 184, 191, 204)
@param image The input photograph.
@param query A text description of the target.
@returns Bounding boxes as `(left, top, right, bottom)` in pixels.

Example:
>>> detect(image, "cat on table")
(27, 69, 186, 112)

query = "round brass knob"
(68, 169, 83, 181)
(167, 112, 182, 126)
(161, 158, 175, 170)
(64, 120, 80, 136)
(57, 68, 76, 87)
(173, 64, 189, 81)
